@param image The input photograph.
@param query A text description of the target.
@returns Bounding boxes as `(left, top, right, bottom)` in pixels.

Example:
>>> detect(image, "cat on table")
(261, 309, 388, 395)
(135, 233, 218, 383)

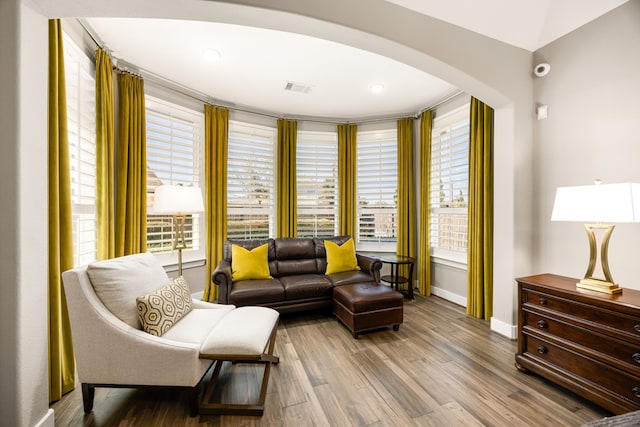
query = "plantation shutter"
(145, 97, 202, 253)
(357, 129, 398, 248)
(296, 131, 338, 237)
(65, 32, 97, 267)
(227, 121, 276, 240)
(429, 105, 470, 260)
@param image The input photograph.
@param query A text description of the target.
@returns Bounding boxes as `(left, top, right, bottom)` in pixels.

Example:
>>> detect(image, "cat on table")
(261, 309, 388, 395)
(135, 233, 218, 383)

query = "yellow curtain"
(276, 119, 297, 237)
(418, 110, 433, 296)
(203, 105, 229, 302)
(115, 73, 147, 256)
(95, 48, 115, 260)
(47, 19, 76, 402)
(396, 118, 415, 281)
(467, 97, 494, 320)
(338, 124, 357, 237)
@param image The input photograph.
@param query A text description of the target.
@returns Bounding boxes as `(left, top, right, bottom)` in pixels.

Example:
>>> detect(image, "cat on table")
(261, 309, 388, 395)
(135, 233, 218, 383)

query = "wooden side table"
(367, 253, 415, 299)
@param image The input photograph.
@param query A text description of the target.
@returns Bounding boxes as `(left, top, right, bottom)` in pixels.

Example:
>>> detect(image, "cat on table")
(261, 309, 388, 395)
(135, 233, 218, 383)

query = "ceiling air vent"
(284, 81, 313, 94)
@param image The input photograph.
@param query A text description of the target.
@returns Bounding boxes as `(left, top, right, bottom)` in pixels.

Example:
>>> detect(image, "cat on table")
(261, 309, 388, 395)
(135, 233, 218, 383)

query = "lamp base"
(576, 278, 622, 295)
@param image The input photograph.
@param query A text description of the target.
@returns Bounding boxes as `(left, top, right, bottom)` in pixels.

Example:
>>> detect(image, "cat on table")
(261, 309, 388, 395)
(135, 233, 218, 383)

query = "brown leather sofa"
(212, 236, 382, 314)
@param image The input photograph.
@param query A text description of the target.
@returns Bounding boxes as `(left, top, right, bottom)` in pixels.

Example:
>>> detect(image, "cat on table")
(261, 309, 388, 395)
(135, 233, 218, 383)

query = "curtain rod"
(76, 18, 466, 125)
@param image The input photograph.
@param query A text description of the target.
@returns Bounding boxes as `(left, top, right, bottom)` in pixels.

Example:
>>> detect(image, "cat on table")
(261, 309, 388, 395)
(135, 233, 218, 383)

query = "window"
(145, 96, 204, 259)
(356, 129, 398, 250)
(429, 105, 470, 263)
(297, 131, 338, 237)
(227, 121, 276, 240)
(65, 33, 97, 267)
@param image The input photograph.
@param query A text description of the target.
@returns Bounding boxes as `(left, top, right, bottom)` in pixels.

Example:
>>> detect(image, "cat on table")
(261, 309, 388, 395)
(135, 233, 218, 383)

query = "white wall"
(532, 1, 640, 290)
(1, 1, 53, 426)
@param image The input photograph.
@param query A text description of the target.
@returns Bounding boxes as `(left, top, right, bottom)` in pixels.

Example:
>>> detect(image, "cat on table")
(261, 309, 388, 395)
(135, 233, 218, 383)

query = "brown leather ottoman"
(333, 283, 403, 338)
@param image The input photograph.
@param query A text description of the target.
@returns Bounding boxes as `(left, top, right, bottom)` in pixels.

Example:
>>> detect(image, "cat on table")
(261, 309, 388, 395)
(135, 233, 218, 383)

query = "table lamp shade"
(551, 182, 640, 224)
(550, 182, 640, 295)
(152, 185, 204, 214)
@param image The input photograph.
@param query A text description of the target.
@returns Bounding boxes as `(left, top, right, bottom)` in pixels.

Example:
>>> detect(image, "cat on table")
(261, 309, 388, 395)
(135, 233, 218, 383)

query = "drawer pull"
(537, 346, 548, 355)
(633, 387, 640, 398)
(635, 325, 640, 333)
(633, 353, 640, 364)
(539, 298, 547, 305)
(537, 320, 548, 329)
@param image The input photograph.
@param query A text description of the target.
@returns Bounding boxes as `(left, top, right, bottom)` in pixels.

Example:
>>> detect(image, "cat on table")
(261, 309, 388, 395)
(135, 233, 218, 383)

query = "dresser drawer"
(523, 288, 640, 341)
(524, 334, 640, 408)
(524, 311, 640, 374)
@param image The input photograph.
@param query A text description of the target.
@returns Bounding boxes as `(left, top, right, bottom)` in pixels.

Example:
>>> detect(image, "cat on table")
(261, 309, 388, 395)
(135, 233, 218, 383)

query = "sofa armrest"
(212, 260, 233, 304)
(191, 299, 236, 310)
(356, 254, 382, 284)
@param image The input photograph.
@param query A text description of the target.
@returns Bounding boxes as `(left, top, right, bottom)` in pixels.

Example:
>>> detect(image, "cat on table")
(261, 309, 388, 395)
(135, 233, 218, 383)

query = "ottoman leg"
(393, 324, 400, 331)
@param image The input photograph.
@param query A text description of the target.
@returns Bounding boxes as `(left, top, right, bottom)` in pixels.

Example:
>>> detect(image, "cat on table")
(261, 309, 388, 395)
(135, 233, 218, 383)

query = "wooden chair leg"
(81, 383, 95, 413)
(188, 386, 199, 417)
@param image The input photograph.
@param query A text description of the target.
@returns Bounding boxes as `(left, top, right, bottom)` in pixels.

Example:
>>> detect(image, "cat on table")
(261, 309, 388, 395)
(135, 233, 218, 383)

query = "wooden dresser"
(515, 274, 640, 414)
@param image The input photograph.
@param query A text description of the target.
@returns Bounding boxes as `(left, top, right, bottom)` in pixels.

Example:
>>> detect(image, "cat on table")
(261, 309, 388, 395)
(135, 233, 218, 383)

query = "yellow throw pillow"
(231, 243, 273, 281)
(325, 238, 361, 275)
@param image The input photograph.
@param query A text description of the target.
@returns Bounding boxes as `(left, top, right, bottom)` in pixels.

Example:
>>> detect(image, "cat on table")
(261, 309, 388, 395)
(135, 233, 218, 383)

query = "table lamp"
(551, 181, 640, 294)
(151, 185, 204, 275)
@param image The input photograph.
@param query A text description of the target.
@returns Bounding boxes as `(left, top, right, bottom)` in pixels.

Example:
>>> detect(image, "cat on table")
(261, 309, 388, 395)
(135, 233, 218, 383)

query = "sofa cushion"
(136, 276, 193, 336)
(87, 252, 169, 329)
(313, 235, 350, 257)
(275, 238, 315, 259)
(280, 274, 333, 300)
(325, 238, 360, 275)
(162, 305, 235, 344)
(328, 270, 379, 287)
(231, 243, 273, 281)
(278, 259, 319, 276)
(200, 306, 279, 356)
(225, 238, 277, 277)
(229, 279, 286, 306)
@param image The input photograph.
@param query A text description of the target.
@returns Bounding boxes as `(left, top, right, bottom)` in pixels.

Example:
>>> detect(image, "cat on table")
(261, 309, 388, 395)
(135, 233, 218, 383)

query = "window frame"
(429, 104, 470, 266)
(145, 95, 205, 266)
(227, 120, 277, 240)
(64, 31, 98, 268)
(356, 127, 398, 252)
(296, 130, 338, 238)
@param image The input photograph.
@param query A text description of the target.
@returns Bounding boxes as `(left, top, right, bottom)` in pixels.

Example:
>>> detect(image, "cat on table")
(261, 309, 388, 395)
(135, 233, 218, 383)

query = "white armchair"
(62, 253, 279, 416)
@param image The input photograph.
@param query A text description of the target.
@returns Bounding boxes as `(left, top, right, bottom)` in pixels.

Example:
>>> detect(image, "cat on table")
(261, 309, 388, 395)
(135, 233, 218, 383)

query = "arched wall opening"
(41, 0, 535, 335)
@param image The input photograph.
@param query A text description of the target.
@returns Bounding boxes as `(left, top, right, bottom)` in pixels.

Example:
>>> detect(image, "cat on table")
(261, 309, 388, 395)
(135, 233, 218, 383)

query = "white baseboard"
(490, 317, 518, 340)
(35, 409, 55, 427)
(430, 286, 467, 307)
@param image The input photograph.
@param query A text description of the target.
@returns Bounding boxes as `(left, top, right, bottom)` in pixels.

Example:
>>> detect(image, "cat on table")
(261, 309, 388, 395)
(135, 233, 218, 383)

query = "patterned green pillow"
(136, 276, 193, 336)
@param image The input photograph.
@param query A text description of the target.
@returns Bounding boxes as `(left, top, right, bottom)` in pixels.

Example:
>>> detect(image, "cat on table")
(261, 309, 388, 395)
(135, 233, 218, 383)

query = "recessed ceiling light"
(202, 48, 222, 63)
(370, 83, 385, 94)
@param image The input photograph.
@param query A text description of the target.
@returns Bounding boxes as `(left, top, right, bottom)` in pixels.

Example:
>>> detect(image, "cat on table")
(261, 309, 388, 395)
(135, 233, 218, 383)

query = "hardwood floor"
(52, 294, 610, 426)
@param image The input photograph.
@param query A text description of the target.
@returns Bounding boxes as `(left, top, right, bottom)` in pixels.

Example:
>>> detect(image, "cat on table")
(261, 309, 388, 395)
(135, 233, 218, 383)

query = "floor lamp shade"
(151, 185, 204, 275)
(551, 182, 640, 294)
(151, 185, 205, 215)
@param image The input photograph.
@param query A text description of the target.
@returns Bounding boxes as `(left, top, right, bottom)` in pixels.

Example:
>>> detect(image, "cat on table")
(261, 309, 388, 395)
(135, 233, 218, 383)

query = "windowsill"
(356, 242, 397, 253)
(431, 255, 467, 270)
(162, 257, 206, 273)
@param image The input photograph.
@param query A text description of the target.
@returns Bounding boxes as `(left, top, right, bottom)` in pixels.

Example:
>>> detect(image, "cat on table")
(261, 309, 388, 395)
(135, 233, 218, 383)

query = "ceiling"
(82, 0, 627, 121)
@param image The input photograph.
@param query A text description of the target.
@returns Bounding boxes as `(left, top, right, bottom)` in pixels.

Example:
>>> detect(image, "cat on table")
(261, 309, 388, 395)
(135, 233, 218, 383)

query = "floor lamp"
(151, 185, 204, 276)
